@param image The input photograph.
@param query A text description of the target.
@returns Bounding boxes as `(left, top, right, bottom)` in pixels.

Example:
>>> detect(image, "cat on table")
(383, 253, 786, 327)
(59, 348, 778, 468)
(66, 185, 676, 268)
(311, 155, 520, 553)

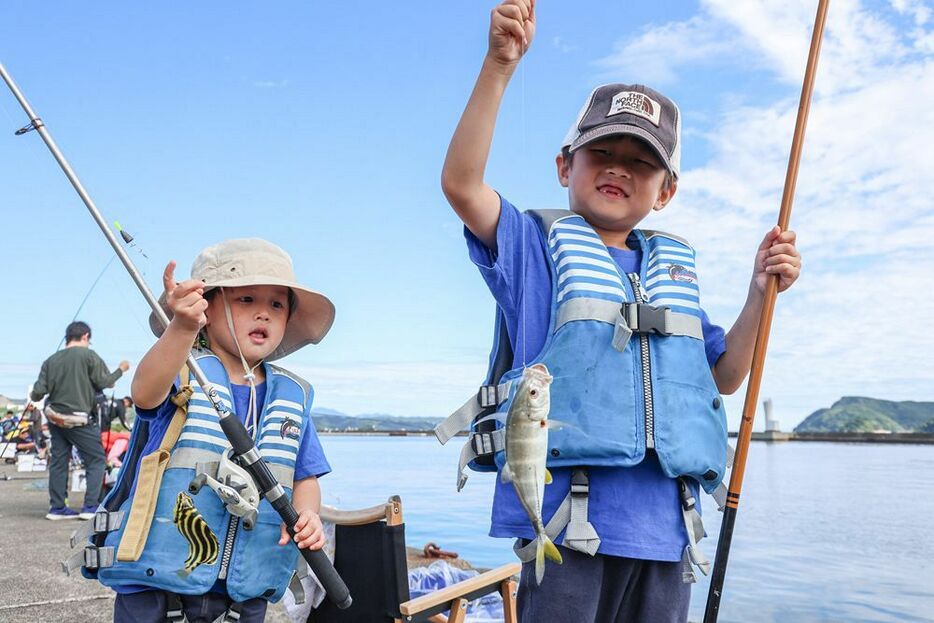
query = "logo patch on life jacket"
(280, 418, 301, 440)
(668, 264, 697, 284)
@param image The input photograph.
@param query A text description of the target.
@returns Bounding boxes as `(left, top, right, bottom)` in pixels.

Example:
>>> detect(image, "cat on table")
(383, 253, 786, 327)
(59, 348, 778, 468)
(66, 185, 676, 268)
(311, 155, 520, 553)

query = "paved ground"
(0, 466, 292, 622)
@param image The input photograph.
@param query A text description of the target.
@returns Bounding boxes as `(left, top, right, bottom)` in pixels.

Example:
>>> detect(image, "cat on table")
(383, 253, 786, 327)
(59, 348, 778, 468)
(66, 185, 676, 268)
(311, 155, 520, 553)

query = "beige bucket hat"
(149, 238, 335, 361)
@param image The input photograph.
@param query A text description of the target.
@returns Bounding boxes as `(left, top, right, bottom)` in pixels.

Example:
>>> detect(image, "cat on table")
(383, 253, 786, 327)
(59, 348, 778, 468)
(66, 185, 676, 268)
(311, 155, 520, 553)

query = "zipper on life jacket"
(217, 515, 239, 580)
(627, 273, 655, 450)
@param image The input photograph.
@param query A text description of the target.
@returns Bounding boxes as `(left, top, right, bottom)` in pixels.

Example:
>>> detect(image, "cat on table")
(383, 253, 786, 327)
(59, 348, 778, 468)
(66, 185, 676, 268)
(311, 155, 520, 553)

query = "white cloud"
(603, 1, 934, 427)
(599, 1, 922, 95)
(890, 0, 931, 25)
(594, 16, 735, 85)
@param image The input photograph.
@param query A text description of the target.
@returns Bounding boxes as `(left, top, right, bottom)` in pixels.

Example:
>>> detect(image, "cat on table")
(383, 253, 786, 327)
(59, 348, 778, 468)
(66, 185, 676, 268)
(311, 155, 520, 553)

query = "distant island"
(311, 407, 442, 433)
(794, 396, 934, 434)
(315, 396, 934, 439)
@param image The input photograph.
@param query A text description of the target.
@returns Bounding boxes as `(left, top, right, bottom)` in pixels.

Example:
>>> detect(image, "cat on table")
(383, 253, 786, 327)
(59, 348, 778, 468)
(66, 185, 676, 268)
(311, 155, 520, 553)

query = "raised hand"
(487, 0, 536, 68)
(162, 261, 208, 333)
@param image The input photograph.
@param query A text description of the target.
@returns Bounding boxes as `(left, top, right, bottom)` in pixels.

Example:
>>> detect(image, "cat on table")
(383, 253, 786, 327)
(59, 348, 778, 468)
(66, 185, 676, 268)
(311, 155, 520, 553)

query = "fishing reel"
(189, 450, 261, 530)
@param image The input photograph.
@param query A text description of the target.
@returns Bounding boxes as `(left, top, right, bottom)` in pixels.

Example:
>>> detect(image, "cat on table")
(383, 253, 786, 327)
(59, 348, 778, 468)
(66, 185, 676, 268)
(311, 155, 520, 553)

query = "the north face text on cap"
(607, 91, 661, 126)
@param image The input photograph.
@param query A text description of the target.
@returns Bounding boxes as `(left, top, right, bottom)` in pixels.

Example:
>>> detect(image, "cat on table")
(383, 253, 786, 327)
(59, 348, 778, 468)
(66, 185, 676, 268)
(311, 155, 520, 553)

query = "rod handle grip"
(275, 497, 352, 610)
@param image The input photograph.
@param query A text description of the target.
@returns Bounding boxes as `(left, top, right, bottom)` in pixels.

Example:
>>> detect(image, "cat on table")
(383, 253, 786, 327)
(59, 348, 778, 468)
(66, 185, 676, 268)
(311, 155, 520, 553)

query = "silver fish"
(501, 363, 562, 584)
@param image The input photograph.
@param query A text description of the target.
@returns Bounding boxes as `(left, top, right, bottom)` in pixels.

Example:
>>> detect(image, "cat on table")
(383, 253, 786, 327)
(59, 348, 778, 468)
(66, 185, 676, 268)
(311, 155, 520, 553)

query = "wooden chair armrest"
(320, 502, 391, 526)
(398, 562, 521, 618)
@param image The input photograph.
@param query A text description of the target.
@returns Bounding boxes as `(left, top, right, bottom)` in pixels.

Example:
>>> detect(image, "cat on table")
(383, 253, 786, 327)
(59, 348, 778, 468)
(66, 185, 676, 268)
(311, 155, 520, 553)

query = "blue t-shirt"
(465, 196, 727, 562)
(115, 374, 330, 594)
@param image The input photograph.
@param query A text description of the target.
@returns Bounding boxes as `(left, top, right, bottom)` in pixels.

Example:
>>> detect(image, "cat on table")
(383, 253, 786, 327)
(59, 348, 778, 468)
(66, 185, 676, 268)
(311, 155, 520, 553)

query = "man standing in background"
(30, 321, 130, 520)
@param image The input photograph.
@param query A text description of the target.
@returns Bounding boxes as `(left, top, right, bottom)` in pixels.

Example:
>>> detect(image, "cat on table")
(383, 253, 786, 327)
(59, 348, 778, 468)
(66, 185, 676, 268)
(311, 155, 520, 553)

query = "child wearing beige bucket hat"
(97, 238, 336, 622)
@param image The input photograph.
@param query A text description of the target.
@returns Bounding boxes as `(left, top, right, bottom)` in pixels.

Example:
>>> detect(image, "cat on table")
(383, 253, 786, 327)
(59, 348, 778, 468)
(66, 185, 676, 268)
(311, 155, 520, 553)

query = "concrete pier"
(0, 470, 292, 622)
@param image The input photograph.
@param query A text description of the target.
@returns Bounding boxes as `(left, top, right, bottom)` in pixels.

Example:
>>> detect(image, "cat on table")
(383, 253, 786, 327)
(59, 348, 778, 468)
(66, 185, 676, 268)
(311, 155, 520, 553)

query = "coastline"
(728, 431, 934, 444)
(319, 430, 934, 444)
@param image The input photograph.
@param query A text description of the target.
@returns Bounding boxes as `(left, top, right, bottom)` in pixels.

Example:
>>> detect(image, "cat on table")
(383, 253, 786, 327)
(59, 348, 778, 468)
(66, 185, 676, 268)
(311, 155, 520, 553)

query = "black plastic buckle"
(570, 470, 590, 496)
(625, 303, 672, 336)
(478, 385, 500, 408)
(677, 478, 696, 511)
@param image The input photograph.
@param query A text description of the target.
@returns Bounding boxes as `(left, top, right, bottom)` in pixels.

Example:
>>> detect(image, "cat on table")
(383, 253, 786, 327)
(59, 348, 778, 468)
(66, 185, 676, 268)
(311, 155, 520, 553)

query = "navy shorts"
(516, 542, 691, 623)
(113, 590, 267, 623)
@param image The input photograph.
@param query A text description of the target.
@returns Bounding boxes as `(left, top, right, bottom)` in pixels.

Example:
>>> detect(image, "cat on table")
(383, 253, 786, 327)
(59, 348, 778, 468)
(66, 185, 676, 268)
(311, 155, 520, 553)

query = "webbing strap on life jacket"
(68, 509, 127, 548)
(166, 593, 245, 623)
(710, 443, 736, 511)
(61, 544, 116, 575)
(675, 443, 736, 583)
(288, 559, 309, 606)
(677, 477, 711, 583)
(555, 297, 705, 343)
(513, 468, 600, 562)
(116, 366, 193, 563)
(434, 380, 513, 445)
(455, 428, 506, 491)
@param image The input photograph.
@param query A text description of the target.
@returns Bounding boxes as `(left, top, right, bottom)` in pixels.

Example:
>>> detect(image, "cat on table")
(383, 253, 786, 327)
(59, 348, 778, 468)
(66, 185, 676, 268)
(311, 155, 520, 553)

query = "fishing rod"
(703, 1, 830, 621)
(0, 61, 352, 610)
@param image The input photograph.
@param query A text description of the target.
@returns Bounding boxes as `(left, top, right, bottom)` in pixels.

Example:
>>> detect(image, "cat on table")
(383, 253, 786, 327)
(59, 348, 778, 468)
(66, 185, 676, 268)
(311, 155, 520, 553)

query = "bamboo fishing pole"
(0, 61, 352, 610)
(703, 1, 830, 621)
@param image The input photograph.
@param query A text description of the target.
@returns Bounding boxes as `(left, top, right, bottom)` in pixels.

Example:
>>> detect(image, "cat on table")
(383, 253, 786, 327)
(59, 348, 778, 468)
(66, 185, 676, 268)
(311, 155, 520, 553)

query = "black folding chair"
(309, 496, 519, 623)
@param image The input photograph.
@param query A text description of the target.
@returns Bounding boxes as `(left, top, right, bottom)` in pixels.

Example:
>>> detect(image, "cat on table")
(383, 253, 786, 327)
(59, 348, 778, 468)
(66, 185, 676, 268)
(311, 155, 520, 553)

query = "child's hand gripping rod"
(0, 61, 352, 611)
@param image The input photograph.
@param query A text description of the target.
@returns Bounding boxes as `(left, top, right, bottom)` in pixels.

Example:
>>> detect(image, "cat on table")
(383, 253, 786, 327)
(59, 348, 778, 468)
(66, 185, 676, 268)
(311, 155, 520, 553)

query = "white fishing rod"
(0, 61, 352, 610)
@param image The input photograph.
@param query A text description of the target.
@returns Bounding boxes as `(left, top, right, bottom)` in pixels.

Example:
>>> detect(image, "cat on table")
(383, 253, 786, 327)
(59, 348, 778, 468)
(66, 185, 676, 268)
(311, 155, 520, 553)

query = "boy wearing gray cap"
(439, 1, 801, 621)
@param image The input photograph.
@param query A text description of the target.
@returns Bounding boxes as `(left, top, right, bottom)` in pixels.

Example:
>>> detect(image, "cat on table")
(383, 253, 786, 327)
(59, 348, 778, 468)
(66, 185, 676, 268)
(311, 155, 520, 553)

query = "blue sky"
(1, 1, 932, 428)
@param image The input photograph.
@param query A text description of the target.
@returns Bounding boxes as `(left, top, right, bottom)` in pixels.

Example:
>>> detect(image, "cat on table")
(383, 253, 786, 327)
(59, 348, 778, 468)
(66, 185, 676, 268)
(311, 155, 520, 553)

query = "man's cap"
(149, 238, 335, 361)
(561, 83, 681, 178)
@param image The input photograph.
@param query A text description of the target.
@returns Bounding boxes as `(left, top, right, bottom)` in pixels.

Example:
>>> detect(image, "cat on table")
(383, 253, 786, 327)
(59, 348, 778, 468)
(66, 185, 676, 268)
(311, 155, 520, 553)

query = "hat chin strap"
(220, 287, 262, 438)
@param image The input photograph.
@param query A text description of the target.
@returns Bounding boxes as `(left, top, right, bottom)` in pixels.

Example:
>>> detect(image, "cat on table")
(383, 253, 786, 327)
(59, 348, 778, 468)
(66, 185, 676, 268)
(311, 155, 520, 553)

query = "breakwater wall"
(728, 431, 934, 445)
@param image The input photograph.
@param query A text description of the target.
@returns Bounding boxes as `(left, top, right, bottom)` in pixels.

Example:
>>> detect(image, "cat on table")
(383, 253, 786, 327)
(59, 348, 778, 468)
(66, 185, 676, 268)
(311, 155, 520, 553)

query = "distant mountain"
(311, 407, 442, 432)
(794, 397, 934, 433)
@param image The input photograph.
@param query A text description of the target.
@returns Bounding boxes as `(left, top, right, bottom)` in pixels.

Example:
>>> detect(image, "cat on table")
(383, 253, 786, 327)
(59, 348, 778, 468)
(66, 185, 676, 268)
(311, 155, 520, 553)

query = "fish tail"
(542, 533, 562, 564)
(535, 536, 545, 585)
(534, 532, 563, 584)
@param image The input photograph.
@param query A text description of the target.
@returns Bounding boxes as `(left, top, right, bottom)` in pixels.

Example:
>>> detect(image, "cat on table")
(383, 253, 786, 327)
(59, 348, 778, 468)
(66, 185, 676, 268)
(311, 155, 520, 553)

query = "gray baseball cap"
(149, 238, 335, 360)
(561, 83, 681, 178)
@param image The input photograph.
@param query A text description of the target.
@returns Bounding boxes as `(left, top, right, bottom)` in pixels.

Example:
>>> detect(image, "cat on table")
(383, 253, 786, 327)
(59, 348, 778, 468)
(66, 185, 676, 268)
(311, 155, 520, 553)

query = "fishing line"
(52, 256, 116, 351)
(519, 24, 529, 370)
(52, 223, 152, 351)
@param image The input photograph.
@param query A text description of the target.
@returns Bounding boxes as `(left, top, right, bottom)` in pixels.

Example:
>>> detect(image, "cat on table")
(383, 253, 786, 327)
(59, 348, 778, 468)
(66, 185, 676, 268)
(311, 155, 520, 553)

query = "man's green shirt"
(30, 346, 123, 415)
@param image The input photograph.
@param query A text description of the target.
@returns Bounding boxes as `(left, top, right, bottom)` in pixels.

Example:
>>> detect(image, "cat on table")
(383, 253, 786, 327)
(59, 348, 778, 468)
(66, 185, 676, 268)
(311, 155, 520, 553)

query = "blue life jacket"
(435, 210, 729, 579)
(83, 351, 312, 603)
(437, 209, 728, 492)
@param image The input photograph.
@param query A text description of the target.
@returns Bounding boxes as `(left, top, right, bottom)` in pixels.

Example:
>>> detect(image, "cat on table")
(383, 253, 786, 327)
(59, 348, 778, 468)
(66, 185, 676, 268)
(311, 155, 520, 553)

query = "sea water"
(318, 436, 934, 622)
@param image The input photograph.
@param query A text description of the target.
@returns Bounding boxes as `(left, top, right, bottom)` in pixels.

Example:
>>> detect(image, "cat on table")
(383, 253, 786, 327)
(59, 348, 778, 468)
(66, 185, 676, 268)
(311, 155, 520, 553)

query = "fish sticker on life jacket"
(279, 418, 301, 441)
(173, 491, 219, 578)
